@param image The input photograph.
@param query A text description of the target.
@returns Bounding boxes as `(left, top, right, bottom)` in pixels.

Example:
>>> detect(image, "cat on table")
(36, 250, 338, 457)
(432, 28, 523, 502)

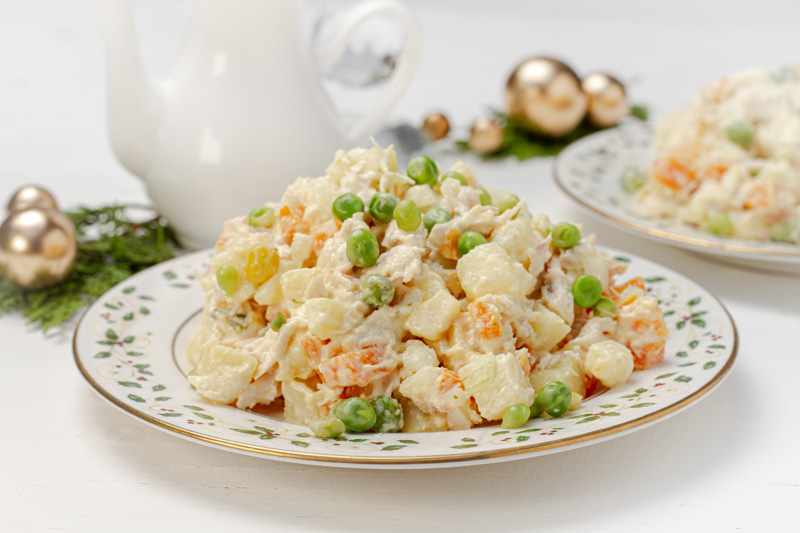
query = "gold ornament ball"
(505, 57, 588, 137)
(582, 73, 629, 128)
(7, 185, 58, 213)
(0, 208, 77, 290)
(468, 117, 504, 154)
(422, 112, 451, 140)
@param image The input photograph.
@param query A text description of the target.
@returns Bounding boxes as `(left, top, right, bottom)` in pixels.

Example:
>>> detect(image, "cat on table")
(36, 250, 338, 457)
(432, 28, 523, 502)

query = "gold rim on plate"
(73, 277, 739, 467)
(553, 126, 800, 261)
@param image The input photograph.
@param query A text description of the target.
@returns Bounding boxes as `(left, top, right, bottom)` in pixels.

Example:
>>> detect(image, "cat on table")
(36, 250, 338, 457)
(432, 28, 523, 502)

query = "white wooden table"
(2, 1, 799, 531)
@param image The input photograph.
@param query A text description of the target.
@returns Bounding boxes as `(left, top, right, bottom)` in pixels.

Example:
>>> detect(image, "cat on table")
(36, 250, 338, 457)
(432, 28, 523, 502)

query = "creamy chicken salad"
(631, 66, 800, 243)
(188, 144, 667, 435)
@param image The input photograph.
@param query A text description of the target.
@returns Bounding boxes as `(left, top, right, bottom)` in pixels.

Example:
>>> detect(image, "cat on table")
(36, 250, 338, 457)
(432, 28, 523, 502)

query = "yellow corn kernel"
(568, 392, 583, 411)
(246, 246, 280, 285)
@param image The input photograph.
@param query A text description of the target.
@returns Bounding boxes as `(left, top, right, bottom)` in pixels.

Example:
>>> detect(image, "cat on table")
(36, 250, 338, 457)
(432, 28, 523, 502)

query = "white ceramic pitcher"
(98, 0, 421, 249)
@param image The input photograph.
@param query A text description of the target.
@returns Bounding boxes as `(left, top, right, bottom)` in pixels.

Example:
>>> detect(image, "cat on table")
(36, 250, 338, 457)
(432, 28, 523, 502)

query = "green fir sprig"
(0, 205, 179, 331)
(456, 105, 649, 161)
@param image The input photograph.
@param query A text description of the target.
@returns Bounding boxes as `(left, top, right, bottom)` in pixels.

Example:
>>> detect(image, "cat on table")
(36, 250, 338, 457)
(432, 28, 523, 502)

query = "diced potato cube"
(276, 337, 315, 381)
(210, 249, 245, 272)
(305, 298, 360, 340)
(235, 372, 280, 409)
(414, 267, 447, 299)
(254, 274, 282, 306)
(280, 268, 318, 309)
(401, 340, 439, 378)
(459, 353, 496, 391)
(405, 289, 461, 341)
(457, 353, 535, 420)
(529, 302, 571, 352)
(288, 233, 314, 269)
(405, 185, 438, 211)
(456, 243, 533, 300)
(282, 379, 321, 425)
(188, 345, 257, 404)
(399, 366, 468, 414)
(491, 219, 542, 265)
(584, 339, 634, 388)
(399, 397, 447, 432)
(399, 366, 440, 399)
(529, 350, 585, 396)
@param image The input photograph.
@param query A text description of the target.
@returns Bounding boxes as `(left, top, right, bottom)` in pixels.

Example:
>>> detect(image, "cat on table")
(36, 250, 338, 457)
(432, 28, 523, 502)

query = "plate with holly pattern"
(73, 249, 737, 469)
(553, 121, 800, 271)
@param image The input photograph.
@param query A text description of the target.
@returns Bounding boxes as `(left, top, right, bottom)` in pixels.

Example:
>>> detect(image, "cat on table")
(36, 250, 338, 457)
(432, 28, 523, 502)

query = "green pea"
(726, 121, 754, 147)
(551, 222, 581, 248)
(572, 274, 603, 308)
(248, 206, 276, 227)
(535, 381, 572, 418)
(309, 416, 345, 439)
(498, 193, 519, 214)
(369, 192, 399, 223)
(333, 397, 377, 433)
(423, 208, 452, 232)
(215, 265, 238, 295)
(393, 199, 422, 232)
(360, 273, 395, 308)
(620, 166, 647, 193)
(457, 231, 487, 256)
(529, 402, 543, 419)
(370, 396, 404, 433)
(346, 228, 380, 268)
(708, 211, 733, 236)
(406, 155, 439, 186)
(479, 187, 492, 206)
(501, 404, 531, 429)
(270, 311, 286, 331)
(441, 171, 468, 186)
(769, 222, 792, 243)
(592, 296, 618, 318)
(332, 193, 364, 222)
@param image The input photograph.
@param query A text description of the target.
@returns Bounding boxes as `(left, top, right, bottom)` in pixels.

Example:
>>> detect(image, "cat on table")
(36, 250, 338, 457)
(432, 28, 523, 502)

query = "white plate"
(74, 249, 737, 469)
(553, 122, 800, 270)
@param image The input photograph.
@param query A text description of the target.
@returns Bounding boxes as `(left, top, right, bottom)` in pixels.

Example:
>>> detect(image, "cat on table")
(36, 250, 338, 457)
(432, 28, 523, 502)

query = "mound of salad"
(627, 65, 800, 243)
(188, 143, 667, 437)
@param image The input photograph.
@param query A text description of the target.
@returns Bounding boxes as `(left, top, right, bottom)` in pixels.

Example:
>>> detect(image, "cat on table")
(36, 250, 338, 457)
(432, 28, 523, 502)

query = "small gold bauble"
(7, 185, 58, 213)
(468, 117, 504, 154)
(505, 57, 588, 137)
(582, 73, 629, 128)
(0, 208, 77, 290)
(422, 112, 451, 140)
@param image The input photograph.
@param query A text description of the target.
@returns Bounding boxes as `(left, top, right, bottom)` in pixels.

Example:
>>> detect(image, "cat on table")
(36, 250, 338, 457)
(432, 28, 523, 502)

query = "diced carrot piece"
(700, 164, 728, 182)
(436, 369, 465, 394)
(468, 301, 503, 340)
(311, 220, 337, 254)
(301, 335, 323, 366)
(279, 204, 304, 245)
(651, 156, 696, 191)
(629, 313, 667, 370)
(441, 228, 462, 260)
(608, 276, 646, 308)
(318, 346, 395, 387)
(744, 183, 774, 210)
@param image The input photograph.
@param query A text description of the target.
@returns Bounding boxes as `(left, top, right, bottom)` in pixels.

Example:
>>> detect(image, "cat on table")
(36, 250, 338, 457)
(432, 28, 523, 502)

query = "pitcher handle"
(313, 0, 421, 147)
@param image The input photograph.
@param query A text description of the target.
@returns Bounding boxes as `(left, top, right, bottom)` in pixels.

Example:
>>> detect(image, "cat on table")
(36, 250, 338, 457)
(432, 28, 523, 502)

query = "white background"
(1, 1, 799, 531)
